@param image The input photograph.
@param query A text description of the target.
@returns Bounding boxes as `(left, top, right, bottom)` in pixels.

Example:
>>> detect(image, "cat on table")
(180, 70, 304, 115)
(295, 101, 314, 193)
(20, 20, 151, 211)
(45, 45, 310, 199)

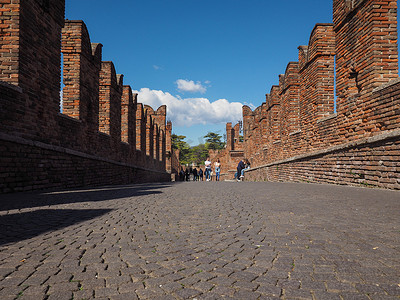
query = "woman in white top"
(204, 157, 212, 181)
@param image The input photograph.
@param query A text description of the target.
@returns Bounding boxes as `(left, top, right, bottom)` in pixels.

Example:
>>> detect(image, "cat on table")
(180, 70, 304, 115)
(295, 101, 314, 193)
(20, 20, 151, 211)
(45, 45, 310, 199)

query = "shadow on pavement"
(0, 183, 172, 211)
(0, 208, 112, 246)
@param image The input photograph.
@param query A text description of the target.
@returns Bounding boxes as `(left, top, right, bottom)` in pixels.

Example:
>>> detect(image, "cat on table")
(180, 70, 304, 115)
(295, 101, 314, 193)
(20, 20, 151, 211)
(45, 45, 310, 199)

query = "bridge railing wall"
(0, 0, 172, 192)
(242, 0, 400, 189)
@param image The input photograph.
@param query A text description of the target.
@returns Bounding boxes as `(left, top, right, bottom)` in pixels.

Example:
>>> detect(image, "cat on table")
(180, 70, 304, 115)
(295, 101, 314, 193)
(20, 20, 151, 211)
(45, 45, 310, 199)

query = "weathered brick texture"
(0, 0, 173, 193)
(238, 0, 400, 189)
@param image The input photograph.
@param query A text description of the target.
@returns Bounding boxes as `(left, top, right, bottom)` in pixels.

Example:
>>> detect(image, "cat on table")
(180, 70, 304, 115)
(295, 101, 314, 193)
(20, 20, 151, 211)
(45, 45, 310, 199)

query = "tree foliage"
(172, 132, 225, 165)
(188, 144, 209, 165)
(204, 132, 225, 150)
(171, 134, 190, 163)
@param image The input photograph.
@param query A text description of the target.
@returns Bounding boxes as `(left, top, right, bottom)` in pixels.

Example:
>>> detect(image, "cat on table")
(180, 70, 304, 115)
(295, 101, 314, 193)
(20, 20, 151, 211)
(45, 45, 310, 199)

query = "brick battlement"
(225, 0, 400, 189)
(0, 0, 174, 192)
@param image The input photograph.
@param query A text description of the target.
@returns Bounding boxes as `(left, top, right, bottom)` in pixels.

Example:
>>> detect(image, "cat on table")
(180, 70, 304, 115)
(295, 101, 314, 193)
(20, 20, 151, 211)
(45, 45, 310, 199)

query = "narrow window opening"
(334, 55, 337, 113)
(60, 51, 64, 113)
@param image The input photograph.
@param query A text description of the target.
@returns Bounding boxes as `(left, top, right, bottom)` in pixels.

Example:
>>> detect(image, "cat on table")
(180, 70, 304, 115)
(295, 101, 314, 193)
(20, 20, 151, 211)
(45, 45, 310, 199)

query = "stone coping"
(372, 77, 400, 93)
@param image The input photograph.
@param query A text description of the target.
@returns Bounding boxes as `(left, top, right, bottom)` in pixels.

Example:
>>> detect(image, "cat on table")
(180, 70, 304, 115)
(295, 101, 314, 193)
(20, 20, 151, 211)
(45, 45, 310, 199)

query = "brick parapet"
(61, 20, 102, 124)
(99, 62, 123, 142)
(135, 103, 147, 155)
(299, 23, 336, 152)
(0, 1, 173, 192)
(334, 0, 398, 139)
(244, 129, 400, 190)
(121, 86, 137, 148)
(279, 62, 300, 141)
(226, 122, 234, 151)
(0, 134, 170, 193)
(0, 0, 65, 143)
(235, 0, 400, 189)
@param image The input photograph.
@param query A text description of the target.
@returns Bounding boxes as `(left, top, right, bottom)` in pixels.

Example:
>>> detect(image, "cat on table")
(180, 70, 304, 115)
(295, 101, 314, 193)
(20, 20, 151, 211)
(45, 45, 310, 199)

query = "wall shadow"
(0, 183, 172, 211)
(0, 208, 112, 246)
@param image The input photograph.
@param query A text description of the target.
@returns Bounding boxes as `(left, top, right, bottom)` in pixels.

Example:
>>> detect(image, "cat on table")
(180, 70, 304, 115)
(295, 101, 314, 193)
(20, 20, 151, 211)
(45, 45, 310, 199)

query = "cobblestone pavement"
(0, 181, 399, 300)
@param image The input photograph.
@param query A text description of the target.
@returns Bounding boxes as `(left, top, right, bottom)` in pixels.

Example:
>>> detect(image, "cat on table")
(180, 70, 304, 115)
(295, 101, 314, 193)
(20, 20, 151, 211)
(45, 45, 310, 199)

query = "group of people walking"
(178, 157, 251, 182)
(179, 157, 222, 182)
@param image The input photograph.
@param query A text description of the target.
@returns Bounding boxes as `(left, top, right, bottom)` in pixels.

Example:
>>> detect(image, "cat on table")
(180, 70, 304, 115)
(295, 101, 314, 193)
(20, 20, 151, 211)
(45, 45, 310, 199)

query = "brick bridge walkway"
(0, 182, 399, 300)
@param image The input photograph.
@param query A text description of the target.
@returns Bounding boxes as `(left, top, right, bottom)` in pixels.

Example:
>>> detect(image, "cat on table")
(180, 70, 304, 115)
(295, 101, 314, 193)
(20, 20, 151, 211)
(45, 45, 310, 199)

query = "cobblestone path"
(0, 181, 399, 300)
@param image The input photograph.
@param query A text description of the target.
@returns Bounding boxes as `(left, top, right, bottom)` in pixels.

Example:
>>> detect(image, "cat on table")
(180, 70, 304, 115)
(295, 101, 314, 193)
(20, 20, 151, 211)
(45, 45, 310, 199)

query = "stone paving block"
(94, 286, 119, 298)
(283, 288, 314, 299)
(117, 281, 143, 293)
(135, 286, 166, 299)
(256, 284, 282, 297)
(355, 283, 386, 294)
(312, 289, 342, 300)
(340, 293, 371, 300)
(0, 286, 22, 298)
(46, 289, 73, 300)
(192, 281, 215, 293)
(72, 288, 94, 299)
(209, 285, 235, 297)
(80, 278, 106, 289)
(232, 279, 259, 291)
(174, 287, 201, 299)
(0, 275, 26, 287)
(109, 293, 139, 300)
(159, 281, 183, 293)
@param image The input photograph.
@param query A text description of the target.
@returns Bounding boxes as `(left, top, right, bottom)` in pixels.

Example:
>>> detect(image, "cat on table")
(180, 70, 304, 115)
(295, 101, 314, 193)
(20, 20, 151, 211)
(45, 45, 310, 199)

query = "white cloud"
(153, 65, 162, 70)
(133, 88, 244, 127)
(176, 79, 207, 94)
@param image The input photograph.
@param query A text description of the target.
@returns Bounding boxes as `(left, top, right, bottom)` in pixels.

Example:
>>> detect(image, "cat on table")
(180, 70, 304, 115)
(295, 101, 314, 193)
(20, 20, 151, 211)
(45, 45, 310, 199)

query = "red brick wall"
(61, 20, 102, 153)
(0, 0, 65, 142)
(121, 86, 137, 148)
(245, 131, 400, 190)
(334, 0, 399, 142)
(0, 0, 173, 193)
(241, 0, 400, 189)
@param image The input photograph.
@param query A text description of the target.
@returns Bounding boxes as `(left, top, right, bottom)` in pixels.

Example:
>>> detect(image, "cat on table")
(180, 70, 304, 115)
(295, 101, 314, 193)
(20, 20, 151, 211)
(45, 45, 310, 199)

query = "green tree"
(189, 144, 209, 165)
(171, 134, 190, 163)
(204, 132, 225, 150)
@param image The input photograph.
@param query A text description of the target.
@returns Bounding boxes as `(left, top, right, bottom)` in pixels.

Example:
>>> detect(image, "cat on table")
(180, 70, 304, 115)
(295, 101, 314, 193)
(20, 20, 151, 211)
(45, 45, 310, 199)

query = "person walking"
(204, 157, 212, 181)
(185, 167, 190, 181)
(214, 159, 221, 181)
(199, 168, 204, 181)
(179, 167, 185, 181)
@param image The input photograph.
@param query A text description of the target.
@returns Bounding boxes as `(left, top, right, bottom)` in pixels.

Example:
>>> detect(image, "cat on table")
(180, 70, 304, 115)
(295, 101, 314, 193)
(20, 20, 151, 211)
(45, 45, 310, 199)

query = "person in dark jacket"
(237, 159, 245, 181)
(185, 167, 190, 181)
(179, 168, 185, 181)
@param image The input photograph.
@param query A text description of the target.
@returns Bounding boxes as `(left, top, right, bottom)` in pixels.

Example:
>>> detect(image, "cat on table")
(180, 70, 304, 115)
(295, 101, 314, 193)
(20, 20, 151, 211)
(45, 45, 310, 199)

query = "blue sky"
(65, 0, 398, 146)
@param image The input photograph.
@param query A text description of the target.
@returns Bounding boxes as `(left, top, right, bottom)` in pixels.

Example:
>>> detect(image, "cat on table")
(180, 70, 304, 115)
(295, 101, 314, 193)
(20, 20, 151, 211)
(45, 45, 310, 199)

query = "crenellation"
(0, 0, 173, 192)
(224, 0, 400, 189)
(99, 61, 123, 150)
(121, 85, 136, 148)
